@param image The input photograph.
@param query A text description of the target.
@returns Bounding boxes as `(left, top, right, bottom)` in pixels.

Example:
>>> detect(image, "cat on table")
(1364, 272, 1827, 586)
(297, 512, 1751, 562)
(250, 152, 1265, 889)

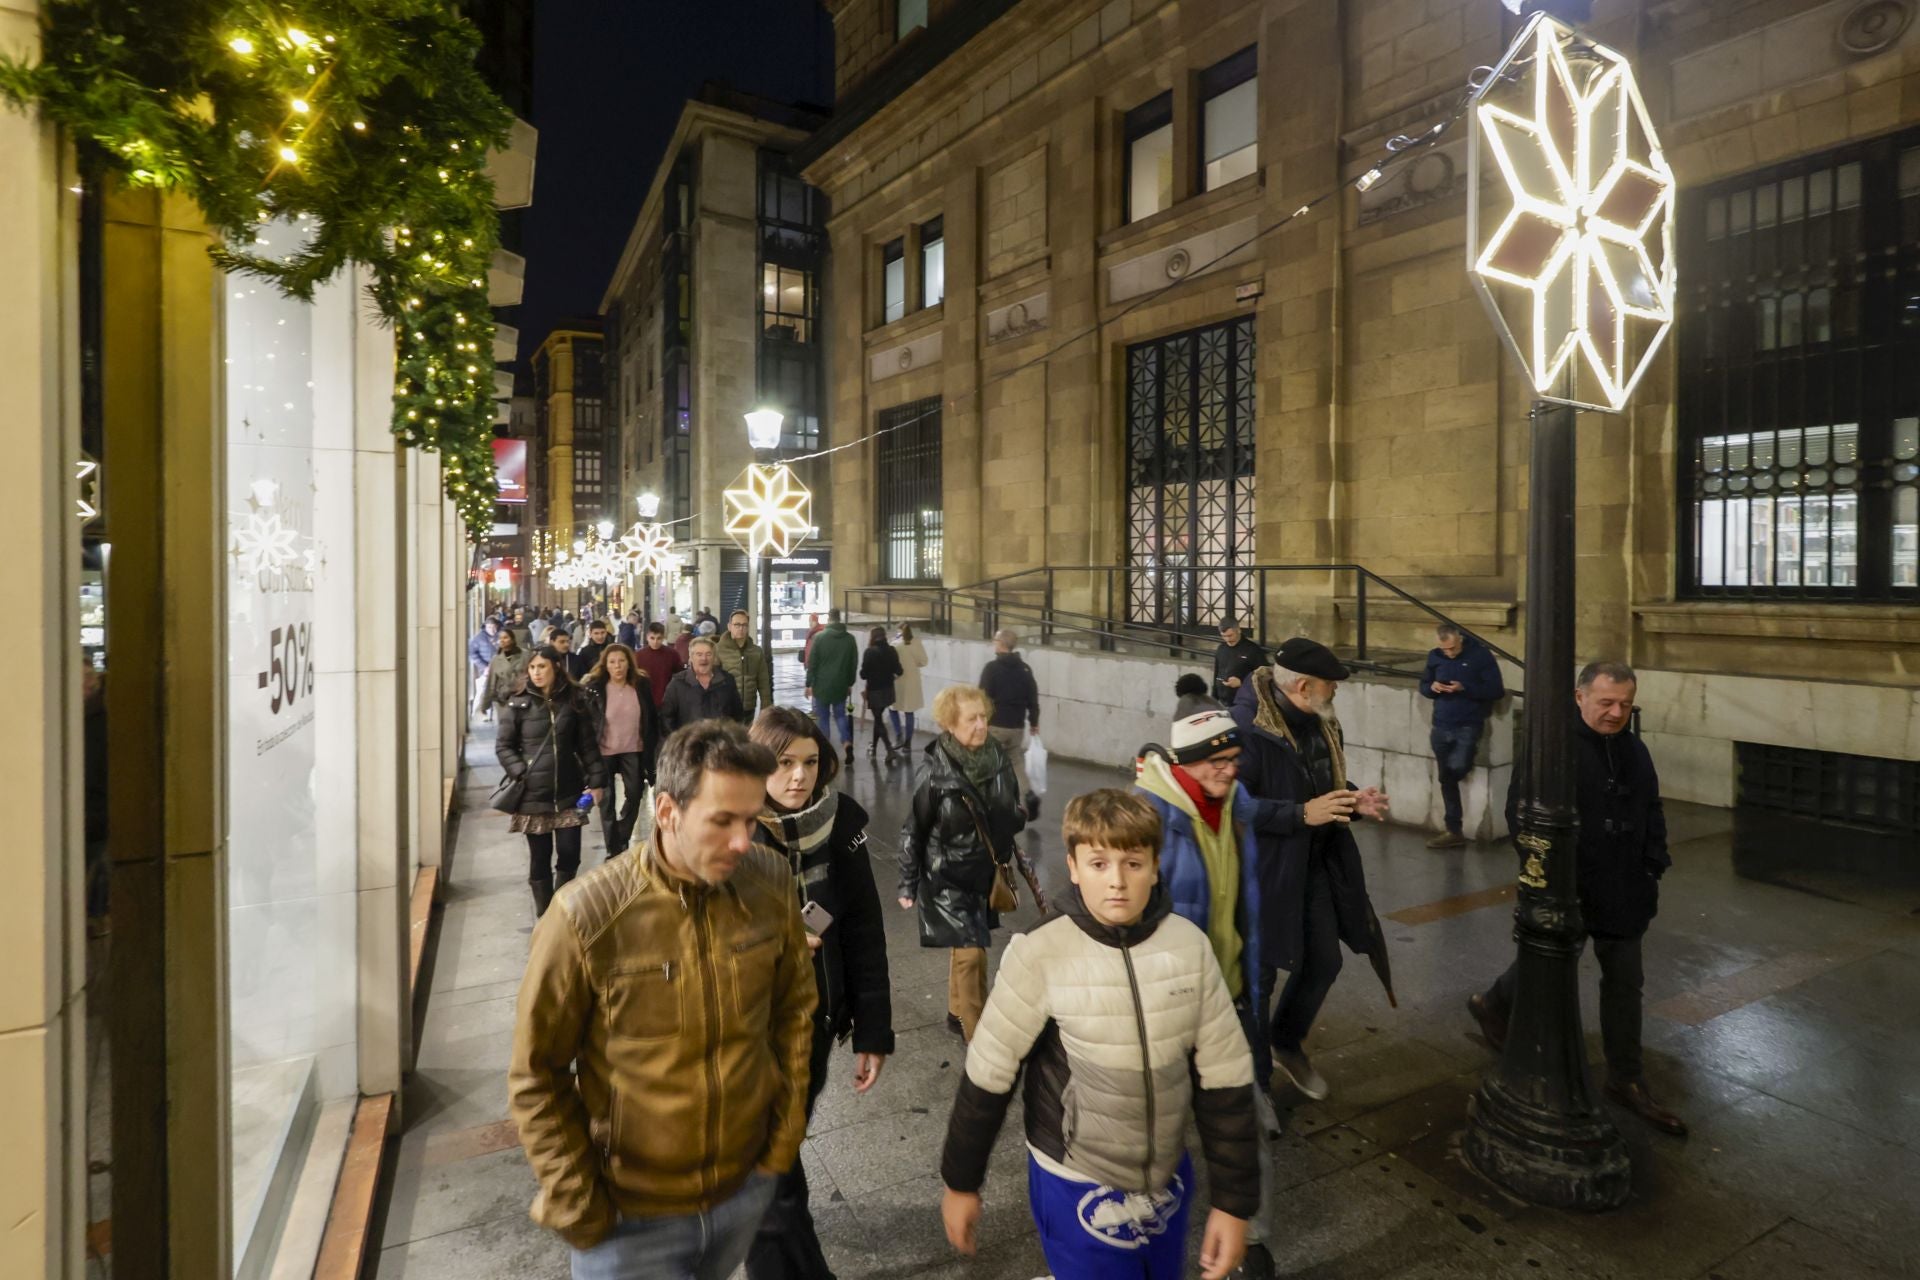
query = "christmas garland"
(0, 0, 514, 535)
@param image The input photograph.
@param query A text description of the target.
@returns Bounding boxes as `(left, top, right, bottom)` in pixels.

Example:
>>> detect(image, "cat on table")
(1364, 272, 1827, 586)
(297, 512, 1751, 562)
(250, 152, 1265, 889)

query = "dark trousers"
(1430, 723, 1481, 834)
(527, 825, 582, 887)
(1485, 932, 1645, 1082)
(601, 752, 644, 855)
(745, 1021, 836, 1280)
(1269, 854, 1344, 1053)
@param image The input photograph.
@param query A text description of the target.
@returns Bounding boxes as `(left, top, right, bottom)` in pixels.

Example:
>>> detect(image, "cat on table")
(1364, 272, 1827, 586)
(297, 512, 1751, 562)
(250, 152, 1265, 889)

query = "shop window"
(1679, 129, 1920, 600)
(875, 397, 943, 583)
(762, 263, 814, 342)
(1199, 46, 1257, 192)
(881, 238, 906, 324)
(1125, 92, 1175, 223)
(920, 215, 945, 309)
(897, 0, 927, 39)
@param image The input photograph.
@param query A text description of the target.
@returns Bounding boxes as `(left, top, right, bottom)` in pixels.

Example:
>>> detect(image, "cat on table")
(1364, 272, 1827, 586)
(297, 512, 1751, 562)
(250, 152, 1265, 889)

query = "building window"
(920, 216, 945, 309)
(897, 0, 927, 39)
(1125, 92, 1175, 223)
(762, 264, 814, 342)
(1678, 130, 1920, 600)
(758, 344, 821, 453)
(881, 238, 906, 323)
(1125, 316, 1257, 627)
(1199, 46, 1257, 192)
(875, 397, 943, 584)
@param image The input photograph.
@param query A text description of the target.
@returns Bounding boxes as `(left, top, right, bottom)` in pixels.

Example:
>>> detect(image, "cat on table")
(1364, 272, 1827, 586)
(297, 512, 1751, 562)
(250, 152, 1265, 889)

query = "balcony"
(486, 116, 538, 210)
(494, 370, 515, 399)
(492, 322, 518, 364)
(493, 400, 511, 426)
(488, 248, 525, 308)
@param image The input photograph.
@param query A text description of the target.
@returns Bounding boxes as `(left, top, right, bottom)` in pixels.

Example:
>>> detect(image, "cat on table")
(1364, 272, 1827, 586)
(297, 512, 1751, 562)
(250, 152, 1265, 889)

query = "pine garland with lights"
(0, 0, 514, 535)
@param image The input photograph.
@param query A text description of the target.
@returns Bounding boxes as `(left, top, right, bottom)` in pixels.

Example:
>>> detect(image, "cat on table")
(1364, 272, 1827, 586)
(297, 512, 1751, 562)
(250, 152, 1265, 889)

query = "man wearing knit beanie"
(1134, 689, 1279, 1279)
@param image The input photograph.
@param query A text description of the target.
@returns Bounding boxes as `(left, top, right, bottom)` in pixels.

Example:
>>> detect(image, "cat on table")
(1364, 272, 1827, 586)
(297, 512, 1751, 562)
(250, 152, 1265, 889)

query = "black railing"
(841, 561, 1526, 693)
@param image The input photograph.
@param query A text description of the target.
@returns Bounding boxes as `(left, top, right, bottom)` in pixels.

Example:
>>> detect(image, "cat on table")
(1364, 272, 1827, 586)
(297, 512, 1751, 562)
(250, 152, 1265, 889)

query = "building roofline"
(600, 97, 819, 314)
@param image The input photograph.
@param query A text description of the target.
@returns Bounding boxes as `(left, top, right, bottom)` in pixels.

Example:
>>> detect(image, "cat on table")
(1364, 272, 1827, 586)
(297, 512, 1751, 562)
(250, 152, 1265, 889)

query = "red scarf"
(1170, 764, 1225, 832)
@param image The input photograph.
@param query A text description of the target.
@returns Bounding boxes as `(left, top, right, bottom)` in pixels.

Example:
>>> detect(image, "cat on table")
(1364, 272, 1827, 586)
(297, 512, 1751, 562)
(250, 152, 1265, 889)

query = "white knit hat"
(1170, 708, 1239, 765)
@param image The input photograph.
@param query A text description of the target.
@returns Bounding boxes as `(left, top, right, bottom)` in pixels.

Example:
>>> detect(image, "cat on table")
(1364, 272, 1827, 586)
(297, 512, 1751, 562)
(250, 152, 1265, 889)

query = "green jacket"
(714, 634, 773, 719)
(805, 623, 859, 704)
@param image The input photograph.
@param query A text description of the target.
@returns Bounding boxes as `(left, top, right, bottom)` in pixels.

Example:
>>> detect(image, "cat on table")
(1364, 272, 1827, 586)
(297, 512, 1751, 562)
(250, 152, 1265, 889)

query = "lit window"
(1200, 47, 1257, 192)
(761, 263, 813, 342)
(882, 239, 905, 324)
(1125, 93, 1174, 223)
(920, 216, 945, 309)
(897, 0, 927, 39)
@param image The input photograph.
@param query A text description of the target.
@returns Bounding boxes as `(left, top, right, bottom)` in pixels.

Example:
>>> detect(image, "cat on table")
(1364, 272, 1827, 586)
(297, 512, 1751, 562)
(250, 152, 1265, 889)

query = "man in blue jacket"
(1419, 623, 1505, 849)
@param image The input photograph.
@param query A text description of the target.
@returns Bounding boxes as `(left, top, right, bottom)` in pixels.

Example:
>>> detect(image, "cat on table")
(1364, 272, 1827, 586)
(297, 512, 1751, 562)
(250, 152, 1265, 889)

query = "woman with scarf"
(744, 707, 893, 1280)
(495, 645, 607, 917)
(897, 684, 1026, 1042)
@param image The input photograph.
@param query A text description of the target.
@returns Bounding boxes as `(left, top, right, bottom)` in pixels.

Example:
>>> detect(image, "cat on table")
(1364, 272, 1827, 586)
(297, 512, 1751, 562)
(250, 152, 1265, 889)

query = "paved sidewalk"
(372, 715, 1920, 1279)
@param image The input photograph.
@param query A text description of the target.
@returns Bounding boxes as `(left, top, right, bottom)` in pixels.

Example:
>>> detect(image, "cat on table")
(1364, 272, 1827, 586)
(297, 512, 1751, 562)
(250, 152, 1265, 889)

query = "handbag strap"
(940, 743, 1014, 869)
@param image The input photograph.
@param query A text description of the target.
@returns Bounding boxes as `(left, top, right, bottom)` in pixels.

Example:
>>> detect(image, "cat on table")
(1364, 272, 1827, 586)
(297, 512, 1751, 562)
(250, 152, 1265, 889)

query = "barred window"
(874, 398, 942, 584)
(1678, 131, 1920, 600)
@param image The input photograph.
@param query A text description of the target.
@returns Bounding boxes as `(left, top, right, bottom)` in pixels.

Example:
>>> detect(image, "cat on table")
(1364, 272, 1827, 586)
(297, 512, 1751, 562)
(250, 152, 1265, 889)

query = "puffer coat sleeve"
(1189, 943, 1262, 1219)
(940, 931, 1049, 1192)
(496, 694, 531, 778)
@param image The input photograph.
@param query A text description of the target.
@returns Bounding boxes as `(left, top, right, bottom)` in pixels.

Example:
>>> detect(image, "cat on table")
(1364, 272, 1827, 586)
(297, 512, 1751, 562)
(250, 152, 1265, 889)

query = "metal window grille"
(1677, 128, 1920, 600)
(1735, 741, 1919, 836)
(1125, 316, 1257, 628)
(875, 397, 942, 584)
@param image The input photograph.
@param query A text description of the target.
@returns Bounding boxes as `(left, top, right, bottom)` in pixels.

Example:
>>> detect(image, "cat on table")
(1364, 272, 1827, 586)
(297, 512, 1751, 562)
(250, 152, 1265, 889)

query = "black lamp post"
(1458, 2, 1674, 1210)
(745, 409, 785, 659)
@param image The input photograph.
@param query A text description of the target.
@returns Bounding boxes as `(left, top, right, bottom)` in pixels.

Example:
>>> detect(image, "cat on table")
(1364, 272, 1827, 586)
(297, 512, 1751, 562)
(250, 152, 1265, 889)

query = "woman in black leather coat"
(495, 645, 607, 917)
(897, 684, 1026, 1042)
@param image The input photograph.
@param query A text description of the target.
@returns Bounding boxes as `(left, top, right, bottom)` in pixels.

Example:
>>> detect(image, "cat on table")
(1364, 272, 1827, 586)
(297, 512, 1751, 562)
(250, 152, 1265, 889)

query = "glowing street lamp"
(596, 518, 615, 541)
(744, 407, 784, 451)
(636, 491, 661, 519)
(1461, 5, 1654, 1212)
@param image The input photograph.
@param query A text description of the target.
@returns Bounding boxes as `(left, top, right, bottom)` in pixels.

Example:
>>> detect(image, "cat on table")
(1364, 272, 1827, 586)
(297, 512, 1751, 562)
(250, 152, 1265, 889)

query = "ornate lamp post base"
(1467, 1077, 1632, 1211)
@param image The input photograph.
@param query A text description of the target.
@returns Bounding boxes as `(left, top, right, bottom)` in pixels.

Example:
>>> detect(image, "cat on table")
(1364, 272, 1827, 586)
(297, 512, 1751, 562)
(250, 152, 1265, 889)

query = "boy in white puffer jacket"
(937, 789, 1260, 1280)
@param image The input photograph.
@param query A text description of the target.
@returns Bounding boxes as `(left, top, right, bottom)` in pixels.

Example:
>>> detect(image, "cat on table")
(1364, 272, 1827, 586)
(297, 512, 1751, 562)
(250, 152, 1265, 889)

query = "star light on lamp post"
(618, 522, 678, 577)
(732, 408, 813, 655)
(1460, 5, 1664, 1213)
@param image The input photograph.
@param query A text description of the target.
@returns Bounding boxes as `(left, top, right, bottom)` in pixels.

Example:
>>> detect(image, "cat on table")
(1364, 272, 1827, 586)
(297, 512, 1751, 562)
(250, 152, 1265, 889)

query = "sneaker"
(1272, 1048, 1329, 1101)
(1426, 830, 1469, 849)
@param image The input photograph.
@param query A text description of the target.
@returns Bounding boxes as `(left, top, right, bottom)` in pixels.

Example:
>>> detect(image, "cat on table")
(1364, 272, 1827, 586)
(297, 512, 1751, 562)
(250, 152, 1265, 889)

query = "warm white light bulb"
(229, 36, 254, 54)
(290, 98, 309, 114)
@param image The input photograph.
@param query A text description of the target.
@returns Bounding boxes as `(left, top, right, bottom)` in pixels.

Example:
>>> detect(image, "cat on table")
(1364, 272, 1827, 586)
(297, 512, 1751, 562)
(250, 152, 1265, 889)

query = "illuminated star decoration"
(1467, 12, 1675, 412)
(723, 463, 813, 558)
(618, 523, 678, 577)
(76, 457, 101, 522)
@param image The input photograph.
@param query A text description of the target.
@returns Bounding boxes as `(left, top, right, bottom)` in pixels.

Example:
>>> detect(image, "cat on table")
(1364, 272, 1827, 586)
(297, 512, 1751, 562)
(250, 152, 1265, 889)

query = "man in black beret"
(1230, 637, 1394, 1103)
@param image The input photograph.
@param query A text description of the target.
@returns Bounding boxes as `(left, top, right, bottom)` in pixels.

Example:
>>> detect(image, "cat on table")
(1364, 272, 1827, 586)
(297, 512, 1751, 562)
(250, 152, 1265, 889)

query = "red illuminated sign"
(491, 438, 528, 504)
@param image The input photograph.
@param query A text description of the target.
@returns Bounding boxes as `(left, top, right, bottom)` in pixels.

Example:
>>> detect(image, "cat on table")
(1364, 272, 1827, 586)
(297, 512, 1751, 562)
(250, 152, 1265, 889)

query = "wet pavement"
(372, 700, 1920, 1280)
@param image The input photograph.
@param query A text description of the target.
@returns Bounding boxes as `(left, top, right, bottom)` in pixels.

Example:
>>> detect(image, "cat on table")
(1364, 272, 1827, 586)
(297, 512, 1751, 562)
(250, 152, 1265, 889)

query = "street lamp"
(737, 408, 804, 655)
(1460, 8, 1673, 1211)
(636, 491, 660, 519)
(745, 407, 785, 451)
(596, 518, 615, 540)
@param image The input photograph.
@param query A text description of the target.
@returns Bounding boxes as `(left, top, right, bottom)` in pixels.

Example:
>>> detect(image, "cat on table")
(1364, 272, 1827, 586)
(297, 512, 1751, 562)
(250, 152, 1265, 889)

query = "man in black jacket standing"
(1468, 660, 1685, 1137)
(658, 635, 744, 735)
(1418, 623, 1506, 849)
(1211, 617, 1267, 706)
(977, 630, 1040, 816)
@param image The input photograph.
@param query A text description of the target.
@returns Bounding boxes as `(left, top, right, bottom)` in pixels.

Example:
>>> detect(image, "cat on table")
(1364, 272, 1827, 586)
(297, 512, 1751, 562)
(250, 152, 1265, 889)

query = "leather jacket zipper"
(1119, 941, 1155, 1191)
(695, 894, 722, 1198)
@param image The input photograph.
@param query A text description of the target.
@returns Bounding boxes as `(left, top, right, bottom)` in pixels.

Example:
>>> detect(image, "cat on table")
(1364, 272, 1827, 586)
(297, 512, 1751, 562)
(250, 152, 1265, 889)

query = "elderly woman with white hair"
(897, 683, 1027, 1042)
(1229, 636, 1392, 1105)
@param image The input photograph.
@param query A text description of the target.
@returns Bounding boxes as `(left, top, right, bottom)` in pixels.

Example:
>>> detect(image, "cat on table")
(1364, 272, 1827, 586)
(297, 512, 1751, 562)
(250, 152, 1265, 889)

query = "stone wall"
(920, 635, 1518, 840)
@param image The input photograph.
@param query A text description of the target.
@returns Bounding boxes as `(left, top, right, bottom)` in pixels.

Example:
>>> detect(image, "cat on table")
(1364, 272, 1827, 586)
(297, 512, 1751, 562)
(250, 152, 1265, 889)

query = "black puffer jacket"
(940, 883, 1259, 1216)
(496, 684, 608, 813)
(1505, 718, 1669, 939)
(898, 736, 1026, 948)
(753, 793, 895, 1055)
(860, 642, 904, 704)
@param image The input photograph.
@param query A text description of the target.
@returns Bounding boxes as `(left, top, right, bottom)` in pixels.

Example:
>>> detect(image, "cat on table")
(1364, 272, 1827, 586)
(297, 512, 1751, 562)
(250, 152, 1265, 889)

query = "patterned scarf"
(1250, 665, 1348, 789)
(754, 786, 840, 897)
(939, 732, 1003, 788)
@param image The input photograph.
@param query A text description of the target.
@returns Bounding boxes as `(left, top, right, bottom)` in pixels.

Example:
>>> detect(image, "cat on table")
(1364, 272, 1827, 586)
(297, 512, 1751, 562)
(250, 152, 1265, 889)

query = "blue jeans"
(812, 697, 852, 746)
(887, 708, 916, 743)
(1028, 1152, 1193, 1279)
(1429, 723, 1481, 834)
(571, 1172, 777, 1280)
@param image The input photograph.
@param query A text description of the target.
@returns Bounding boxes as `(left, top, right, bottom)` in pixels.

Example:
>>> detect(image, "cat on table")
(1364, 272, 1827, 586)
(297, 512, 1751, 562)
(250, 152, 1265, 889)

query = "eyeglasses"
(1194, 753, 1241, 772)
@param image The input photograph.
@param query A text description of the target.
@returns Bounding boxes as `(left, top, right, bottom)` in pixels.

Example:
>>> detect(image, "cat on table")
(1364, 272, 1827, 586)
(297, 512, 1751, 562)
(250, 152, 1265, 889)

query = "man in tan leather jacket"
(509, 719, 817, 1279)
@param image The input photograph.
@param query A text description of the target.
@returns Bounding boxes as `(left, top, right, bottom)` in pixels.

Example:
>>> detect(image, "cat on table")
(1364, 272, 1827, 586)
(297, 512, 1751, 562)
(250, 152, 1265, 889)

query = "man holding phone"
(1419, 623, 1506, 849)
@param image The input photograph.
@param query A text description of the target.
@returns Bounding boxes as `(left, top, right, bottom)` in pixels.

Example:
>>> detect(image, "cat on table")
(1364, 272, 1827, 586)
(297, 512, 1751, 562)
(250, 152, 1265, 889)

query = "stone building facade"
(603, 88, 832, 629)
(799, 0, 1920, 811)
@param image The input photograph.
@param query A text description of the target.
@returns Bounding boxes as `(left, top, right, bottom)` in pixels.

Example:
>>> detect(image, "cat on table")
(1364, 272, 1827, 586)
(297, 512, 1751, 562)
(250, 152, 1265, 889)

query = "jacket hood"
(1061, 879, 1171, 947)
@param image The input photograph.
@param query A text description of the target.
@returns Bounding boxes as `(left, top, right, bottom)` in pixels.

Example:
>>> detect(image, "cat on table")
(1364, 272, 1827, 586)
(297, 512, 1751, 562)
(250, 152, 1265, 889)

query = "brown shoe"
(1606, 1079, 1688, 1137)
(1467, 993, 1508, 1053)
(1426, 830, 1469, 849)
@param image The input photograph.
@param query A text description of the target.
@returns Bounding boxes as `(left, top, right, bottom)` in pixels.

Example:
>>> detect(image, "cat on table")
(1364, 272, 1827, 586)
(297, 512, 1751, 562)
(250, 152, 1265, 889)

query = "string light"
(228, 36, 254, 54)
(290, 98, 309, 114)
(278, 145, 298, 163)
(287, 28, 312, 46)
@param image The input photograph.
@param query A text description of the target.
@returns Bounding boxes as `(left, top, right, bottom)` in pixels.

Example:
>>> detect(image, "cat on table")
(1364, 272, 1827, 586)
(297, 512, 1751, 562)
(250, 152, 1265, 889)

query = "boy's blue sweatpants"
(1026, 1151, 1194, 1279)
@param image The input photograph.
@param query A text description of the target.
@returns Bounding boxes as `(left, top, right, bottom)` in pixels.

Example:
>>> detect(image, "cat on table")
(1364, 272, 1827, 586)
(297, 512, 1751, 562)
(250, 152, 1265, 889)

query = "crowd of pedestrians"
(472, 601, 1682, 1280)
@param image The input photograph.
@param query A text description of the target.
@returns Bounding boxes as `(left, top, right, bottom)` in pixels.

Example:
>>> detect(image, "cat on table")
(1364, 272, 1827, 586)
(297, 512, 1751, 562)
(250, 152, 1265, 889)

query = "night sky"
(510, 1, 834, 366)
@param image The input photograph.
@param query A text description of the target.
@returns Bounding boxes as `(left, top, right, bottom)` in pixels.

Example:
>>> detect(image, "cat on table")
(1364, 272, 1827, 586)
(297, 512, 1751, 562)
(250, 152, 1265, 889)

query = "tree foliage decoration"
(0, 0, 515, 536)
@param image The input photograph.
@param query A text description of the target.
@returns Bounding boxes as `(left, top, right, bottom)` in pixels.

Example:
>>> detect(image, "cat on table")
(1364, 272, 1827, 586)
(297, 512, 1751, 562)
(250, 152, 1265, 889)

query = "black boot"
(844, 740, 854, 768)
(530, 878, 554, 918)
(873, 719, 894, 761)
